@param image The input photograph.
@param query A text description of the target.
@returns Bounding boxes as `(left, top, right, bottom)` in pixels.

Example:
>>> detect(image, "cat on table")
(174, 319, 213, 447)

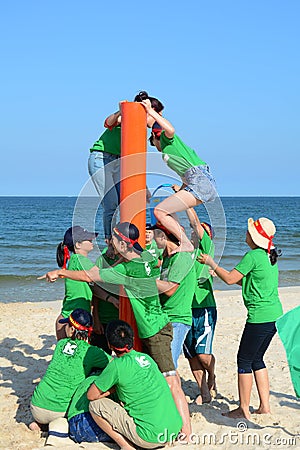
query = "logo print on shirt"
(135, 356, 151, 368)
(144, 262, 151, 276)
(62, 342, 77, 356)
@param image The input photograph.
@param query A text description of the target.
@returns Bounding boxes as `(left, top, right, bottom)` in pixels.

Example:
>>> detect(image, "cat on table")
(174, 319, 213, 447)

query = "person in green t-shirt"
(88, 91, 164, 240)
(182, 204, 217, 405)
(68, 371, 114, 444)
(199, 217, 283, 419)
(153, 224, 195, 370)
(55, 226, 98, 340)
(140, 99, 217, 254)
(29, 309, 110, 431)
(145, 223, 163, 278)
(90, 239, 120, 354)
(42, 221, 192, 440)
(88, 320, 183, 449)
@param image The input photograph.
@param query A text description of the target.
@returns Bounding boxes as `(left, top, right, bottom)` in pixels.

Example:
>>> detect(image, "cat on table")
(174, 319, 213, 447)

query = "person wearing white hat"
(198, 217, 283, 419)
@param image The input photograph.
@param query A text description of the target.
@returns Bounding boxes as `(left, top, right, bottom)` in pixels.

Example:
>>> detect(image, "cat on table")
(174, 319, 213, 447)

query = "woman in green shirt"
(141, 99, 217, 254)
(199, 217, 283, 419)
(55, 226, 97, 340)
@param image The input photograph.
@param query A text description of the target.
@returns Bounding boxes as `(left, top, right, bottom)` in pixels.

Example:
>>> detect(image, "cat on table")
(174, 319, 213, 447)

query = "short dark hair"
(106, 320, 134, 353)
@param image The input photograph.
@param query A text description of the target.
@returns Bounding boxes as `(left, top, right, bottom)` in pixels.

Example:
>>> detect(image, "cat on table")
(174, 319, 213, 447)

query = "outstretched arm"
(40, 265, 102, 283)
(198, 254, 243, 285)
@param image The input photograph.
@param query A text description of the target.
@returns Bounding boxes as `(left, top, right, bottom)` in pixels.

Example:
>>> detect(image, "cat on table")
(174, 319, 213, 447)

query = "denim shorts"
(183, 165, 217, 203)
(69, 412, 112, 444)
(184, 307, 217, 358)
(171, 322, 191, 369)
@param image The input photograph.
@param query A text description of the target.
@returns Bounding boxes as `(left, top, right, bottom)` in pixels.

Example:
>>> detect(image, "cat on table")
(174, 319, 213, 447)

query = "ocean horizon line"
(1, 194, 300, 198)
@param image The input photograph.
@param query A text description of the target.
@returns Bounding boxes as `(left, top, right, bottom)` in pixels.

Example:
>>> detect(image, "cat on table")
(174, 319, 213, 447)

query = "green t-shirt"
(90, 126, 121, 156)
(193, 232, 216, 308)
(94, 350, 182, 443)
(160, 132, 206, 177)
(99, 252, 169, 339)
(159, 252, 196, 325)
(93, 249, 119, 324)
(31, 339, 110, 412)
(235, 248, 283, 323)
(67, 372, 118, 420)
(61, 254, 94, 318)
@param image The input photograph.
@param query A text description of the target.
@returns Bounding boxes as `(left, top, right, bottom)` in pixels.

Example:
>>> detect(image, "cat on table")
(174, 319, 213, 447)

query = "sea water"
(0, 196, 299, 303)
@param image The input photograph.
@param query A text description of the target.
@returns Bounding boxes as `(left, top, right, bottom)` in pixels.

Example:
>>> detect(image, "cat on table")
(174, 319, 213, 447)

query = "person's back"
(88, 320, 182, 448)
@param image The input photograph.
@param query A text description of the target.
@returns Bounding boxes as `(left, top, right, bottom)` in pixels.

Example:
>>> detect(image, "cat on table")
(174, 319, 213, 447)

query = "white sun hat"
(45, 417, 73, 447)
(248, 217, 276, 253)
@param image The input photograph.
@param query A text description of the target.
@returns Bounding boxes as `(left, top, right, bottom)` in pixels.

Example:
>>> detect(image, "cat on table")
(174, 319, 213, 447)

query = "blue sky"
(1, 0, 299, 196)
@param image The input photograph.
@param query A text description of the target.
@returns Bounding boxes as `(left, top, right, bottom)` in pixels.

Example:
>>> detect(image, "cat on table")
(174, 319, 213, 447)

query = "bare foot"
(170, 242, 194, 254)
(222, 407, 250, 419)
(252, 407, 271, 414)
(29, 421, 41, 431)
(208, 374, 216, 391)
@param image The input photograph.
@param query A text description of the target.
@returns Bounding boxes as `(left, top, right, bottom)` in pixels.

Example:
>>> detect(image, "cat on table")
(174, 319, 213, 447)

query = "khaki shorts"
(89, 398, 163, 449)
(141, 323, 175, 374)
(30, 403, 65, 424)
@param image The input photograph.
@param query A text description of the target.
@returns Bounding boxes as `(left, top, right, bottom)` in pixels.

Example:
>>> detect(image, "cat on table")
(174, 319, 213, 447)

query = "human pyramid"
(33, 91, 283, 449)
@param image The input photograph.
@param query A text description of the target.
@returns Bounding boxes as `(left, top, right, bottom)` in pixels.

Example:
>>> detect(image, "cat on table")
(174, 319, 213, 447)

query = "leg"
(253, 368, 271, 414)
(165, 374, 192, 440)
(188, 356, 210, 404)
(90, 412, 135, 450)
(154, 190, 201, 252)
(88, 151, 105, 197)
(223, 373, 253, 419)
(252, 322, 277, 414)
(102, 153, 120, 239)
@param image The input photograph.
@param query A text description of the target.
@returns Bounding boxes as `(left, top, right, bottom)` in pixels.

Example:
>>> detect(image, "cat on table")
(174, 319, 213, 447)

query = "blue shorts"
(69, 412, 112, 444)
(171, 322, 191, 369)
(183, 165, 217, 203)
(183, 307, 217, 358)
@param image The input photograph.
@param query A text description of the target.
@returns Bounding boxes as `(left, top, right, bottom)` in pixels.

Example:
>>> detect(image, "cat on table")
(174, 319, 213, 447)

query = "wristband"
(105, 294, 111, 302)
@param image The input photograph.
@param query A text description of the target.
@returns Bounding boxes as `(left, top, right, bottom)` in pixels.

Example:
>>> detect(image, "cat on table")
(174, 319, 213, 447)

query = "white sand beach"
(0, 287, 299, 450)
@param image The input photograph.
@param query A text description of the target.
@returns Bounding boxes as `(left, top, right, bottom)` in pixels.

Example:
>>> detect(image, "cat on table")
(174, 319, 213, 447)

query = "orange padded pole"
(119, 102, 147, 351)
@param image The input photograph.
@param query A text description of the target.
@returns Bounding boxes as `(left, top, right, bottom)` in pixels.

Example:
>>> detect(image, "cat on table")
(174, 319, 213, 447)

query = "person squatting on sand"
(43, 221, 192, 439)
(55, 226, 98, 340)
(141, 98, 217, 253)
(29, 309, 110, 430)
(88, 91, 164, 240)
(199, 217, 283, 419)
(88, 320, 183, 450)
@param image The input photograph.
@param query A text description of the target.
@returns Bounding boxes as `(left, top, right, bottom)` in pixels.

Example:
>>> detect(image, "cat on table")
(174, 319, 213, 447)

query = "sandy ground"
(0, 287, 299, 450)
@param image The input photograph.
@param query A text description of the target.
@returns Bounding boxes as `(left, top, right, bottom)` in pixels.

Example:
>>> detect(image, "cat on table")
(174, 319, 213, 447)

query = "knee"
(237, 355, 253, 374)
(252, 361, 266, 372)
(89, 398, 105, 417)
(154, 206, 164, 221)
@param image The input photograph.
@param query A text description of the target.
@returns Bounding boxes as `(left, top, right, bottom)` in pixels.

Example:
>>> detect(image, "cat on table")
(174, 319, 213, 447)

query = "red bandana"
(113, 227, 138, 247)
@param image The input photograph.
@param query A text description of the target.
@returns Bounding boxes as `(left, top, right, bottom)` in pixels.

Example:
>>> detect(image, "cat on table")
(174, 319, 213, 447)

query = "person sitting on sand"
(29, 309, 110, 430)
(42, 221, 192, 439)
(141, 99, 217, 253)
(182, 203, 217, 405)
(88, 320, 183, 450)
(67, 371, 114, 444)
(55, 226, 97, 340)
(199, 217, 283, 419)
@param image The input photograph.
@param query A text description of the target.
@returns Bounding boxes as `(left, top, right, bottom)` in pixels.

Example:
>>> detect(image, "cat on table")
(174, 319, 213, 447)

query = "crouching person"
(88, 320, 182, 450)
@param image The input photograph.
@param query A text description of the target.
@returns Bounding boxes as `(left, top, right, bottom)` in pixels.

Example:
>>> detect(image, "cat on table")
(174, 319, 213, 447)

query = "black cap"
(63, 226, 98, 250)
(59, 308, 93, 329)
